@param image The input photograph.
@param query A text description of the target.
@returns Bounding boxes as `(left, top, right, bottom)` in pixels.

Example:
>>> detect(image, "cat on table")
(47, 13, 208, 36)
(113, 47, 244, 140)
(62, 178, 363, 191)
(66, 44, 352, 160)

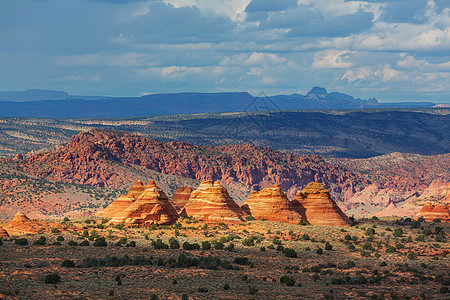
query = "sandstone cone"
(0, 227, 9, 238)
(293, 182, 352, 227)
(172, 187, 193, 211)
(97, 193, 135, 218)
(115, 182, 179, 226)
(128, 180, 147, 199)
(183, 180, 246, 224)
(415, 202, 450, 222)
(242, 185, 303, 224)
(3, 211, 38, 235)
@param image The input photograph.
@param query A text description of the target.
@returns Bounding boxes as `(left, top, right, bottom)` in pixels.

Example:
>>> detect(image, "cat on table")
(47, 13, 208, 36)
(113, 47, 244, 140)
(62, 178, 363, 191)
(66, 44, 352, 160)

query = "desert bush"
(280, 275, 295, 286)
(241, 275, 248, 281)
(0, 239, 3, 246)
(93, 237, 107, 247)
(201, 241, 211, 250)
(260, 246, 266, 252)
(33, 236, 46, 245)
(68, 241, 78, 246)
(316, 247, 323, 255)
(225, 243, 235, 252)
(79, 240, 90, 246)
(169, 237, 180, 249)
(385, 246, 396, 253)
(15, 238, 28, 245)
(345, 234, 352, 241)
(51, 228, 59, 234)
(407, 253, 415, 260)
(126, 241, 136, 247)
(233, 257, 250, 265)
(365, 228, 375, 236)
(242, 236, 257, 247)
(116, 237, 127, 246)
(301, 234, 310, 240)
(56, 236, 64, 242)
(182, 294, 189, 300)
(325, 242, 332, 251)
(223, 283, 230, 290)
(197, 287, 208, 293)
(182, 241, 200, 250)
(283, 248, 298, 258)
(272, 237, 282, 245)
(441, 287, 449, 294)
(393, 228, 403, 237)
(61, 260, 75, 268)
(44, 273, 61, 284)
(213, 241, 224, 250)
(152, 239, 169, 249)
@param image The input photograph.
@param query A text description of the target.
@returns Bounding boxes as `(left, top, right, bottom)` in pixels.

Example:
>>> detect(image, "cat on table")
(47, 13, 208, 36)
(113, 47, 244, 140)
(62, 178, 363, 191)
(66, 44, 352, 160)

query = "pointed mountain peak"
(306, 86, 328, 96)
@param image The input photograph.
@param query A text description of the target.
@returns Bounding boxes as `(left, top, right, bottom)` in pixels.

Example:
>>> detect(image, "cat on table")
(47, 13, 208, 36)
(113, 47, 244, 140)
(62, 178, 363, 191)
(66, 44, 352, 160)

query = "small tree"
(325, 242, 332, 251)
(44, 273, 61, 284)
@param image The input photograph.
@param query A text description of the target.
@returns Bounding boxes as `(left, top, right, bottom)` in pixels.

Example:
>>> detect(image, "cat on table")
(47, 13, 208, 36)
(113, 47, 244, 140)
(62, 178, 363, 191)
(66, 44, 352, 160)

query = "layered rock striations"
(97, 193, 136, 219)
(292, 182, 352, 227)
(183, 180, 247, 224)
(172, 187, 193, 211)
(242, 185, 303, 224)
(415, 203, 450, 222)
(115, 181, 179, 226)
(0, 227, 9, 238)
(3, 211, 40, 235)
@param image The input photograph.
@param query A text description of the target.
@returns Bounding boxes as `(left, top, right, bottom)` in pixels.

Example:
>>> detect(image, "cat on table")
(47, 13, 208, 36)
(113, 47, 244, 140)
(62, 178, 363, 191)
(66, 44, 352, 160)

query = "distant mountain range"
(0, 87, 441, 118)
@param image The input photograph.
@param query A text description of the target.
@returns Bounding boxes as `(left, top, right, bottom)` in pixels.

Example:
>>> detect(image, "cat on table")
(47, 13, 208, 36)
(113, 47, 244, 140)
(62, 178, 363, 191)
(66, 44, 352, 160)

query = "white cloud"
(312, 50, 353, 69)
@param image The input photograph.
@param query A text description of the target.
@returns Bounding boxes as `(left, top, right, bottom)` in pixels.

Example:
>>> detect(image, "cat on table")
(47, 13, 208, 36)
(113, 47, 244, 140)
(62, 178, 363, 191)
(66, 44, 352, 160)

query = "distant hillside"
(0, 87, 438, 118)
(0, 109, 448, 158)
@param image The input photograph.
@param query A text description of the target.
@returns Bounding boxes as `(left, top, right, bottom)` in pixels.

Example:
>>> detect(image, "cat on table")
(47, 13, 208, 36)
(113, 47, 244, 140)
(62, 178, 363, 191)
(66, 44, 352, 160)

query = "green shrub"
(56, 236, 64, 242)
(15, 238, 28, 245)
(0, 239, 3, 246)
(44, 273, 61, 284)
(242, 275, 248, 281)
(316, 247, 323, 255)
(150, 294, 158, 300)
(33, 236, 46, 245)
(225, 243, 235, 252)
(201, 241, 211, 250)
(223, 283, 230, 290)
(393, 228, 403, 237)
(197, 287, 208, 292)
(182, 294, 189, 300)
(325, 242, 332, 251)
(126, 241, 136, 247)
(365, 228, 375, 236)
(116, 237, 127, 246)
(233, 257, 250, 265)
(302, 234, 310, 240)
(386, 246, 396, 253)
(79, 240, 90, 246)
(407, 253, 415, 260)
(169, 237, 180, 249)
(68, 241, 78, 246)
(260, 246, 266, 252)
(61, 260, 75, 268)
(283, 248, 298, 258)
(242, 236, 257, 247)
(213, 241, 224, 250)
(280, 276, 295, 286)
(345, 234, 352, 240)
(152, 239, 169, 249)
(182, 241, 200, 250)
(93, 237, 107, 247)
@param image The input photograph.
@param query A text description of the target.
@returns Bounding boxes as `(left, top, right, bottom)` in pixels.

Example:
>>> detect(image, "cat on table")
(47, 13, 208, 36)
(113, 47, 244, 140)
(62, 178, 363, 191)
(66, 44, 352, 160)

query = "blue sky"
(0, 0, 449, 102)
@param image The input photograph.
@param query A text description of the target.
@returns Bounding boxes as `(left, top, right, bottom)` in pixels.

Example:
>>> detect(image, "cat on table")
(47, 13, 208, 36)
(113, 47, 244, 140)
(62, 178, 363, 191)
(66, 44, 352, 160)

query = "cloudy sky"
(0, 0, 449, 102)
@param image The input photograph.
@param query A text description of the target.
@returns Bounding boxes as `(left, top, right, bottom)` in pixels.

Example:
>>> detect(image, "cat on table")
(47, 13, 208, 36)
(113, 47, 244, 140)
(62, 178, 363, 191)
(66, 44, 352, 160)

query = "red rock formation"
(241, 185, 304, 224)
(128, 180, 147, 199)
(172, 187, 193, 211)
(415, 202, 450, 222)
(183, 180, 247, 224)
(292, 182, 352, 227)
(0, 227, 9, 238)
(114, 182, 179, 226)
(419, 178, 449, 200)
(97, 193, 135, 219)
(20, 129, 366, 202)
(3, 211, 40, 235)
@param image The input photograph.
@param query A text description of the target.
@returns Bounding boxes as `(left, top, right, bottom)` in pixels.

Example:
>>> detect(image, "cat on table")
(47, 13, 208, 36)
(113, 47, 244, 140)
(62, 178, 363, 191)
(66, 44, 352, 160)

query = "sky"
(0, 0, 449, 103)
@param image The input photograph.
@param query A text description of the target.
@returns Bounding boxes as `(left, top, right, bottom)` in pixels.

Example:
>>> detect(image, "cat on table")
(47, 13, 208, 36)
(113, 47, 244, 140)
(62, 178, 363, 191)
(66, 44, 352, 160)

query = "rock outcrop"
(114, 180, 179, 226)
(242, 185, 304, 224)
(128, 180, 147, 199)
(97, 193, 136, 219)
(183, 180, 247, 224)
(292, 182, 352, 227)
(415, 203, 450, 222)
(172, 187, 193, 211)
(0, 227, 9, 238)
(3, 211, 39, 235)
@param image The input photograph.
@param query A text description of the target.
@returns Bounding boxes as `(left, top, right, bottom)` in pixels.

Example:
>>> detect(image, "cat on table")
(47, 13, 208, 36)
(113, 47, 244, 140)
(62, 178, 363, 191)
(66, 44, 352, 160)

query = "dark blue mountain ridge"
(0, 87, 438, 118)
